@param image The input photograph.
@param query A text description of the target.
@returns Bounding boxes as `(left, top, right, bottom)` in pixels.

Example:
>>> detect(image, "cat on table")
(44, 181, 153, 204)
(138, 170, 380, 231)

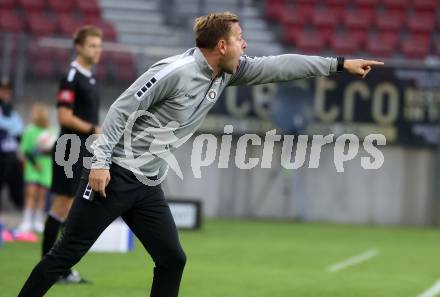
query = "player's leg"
(17, 170, 128, 297)
(42, 195, 72, 256)
(33, 157, 52, 233)
(0, 156, 5, 211)
(5, 156, 24, 209)
(122, 185, 186, 297)
(42, 147, 81, 280)
(43, 153, 73, 257)
(18, 183, 38, 232)
(33, 185, 48, 233)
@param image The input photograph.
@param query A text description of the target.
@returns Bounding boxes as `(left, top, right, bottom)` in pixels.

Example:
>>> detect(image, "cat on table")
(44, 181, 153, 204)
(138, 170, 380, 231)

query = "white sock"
(34, 210, 45, 224)
(22, 208, 33, 224)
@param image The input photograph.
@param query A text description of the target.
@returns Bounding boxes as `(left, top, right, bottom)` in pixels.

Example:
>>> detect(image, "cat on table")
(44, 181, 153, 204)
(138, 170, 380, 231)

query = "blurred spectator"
(18, 103, 56, 233)
(0, 78, 24, 212)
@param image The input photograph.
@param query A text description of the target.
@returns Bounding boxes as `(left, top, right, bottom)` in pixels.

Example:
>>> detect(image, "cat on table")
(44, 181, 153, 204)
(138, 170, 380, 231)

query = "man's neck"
(75, 57, 93, 71)
(199, 48, 221, 79)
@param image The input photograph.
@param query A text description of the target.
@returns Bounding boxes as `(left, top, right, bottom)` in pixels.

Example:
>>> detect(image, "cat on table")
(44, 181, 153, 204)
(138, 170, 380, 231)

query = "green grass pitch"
(1, 219, 439, 297)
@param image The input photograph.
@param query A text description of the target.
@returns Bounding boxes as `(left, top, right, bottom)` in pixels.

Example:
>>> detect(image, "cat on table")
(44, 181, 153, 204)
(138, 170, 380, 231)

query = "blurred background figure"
(41, 25, 102, 284)
(0, 78, 23, 214)
(18, 102, 55, 233)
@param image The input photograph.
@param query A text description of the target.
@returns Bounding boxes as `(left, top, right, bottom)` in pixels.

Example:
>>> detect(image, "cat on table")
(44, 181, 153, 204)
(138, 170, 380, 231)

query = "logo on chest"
(206, 88, 217, 103)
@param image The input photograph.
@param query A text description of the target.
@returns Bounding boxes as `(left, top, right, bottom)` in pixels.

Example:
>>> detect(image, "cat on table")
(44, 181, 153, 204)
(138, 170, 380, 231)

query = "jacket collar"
(193, 47, 214, 78)
(71, 61, 92, 78)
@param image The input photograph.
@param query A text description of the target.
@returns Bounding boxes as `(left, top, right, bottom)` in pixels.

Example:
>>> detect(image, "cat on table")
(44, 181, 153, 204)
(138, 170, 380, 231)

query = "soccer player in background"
(18, 103, 55, 233)
(18, 12, 383, 297)
(41, 25, 102, 284)
(0, 78, 24, 213)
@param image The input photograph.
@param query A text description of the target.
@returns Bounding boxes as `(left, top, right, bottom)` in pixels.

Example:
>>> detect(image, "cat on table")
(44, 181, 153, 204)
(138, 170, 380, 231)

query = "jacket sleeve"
(90, 66, 178, 169)
(228, 54, 338, 86)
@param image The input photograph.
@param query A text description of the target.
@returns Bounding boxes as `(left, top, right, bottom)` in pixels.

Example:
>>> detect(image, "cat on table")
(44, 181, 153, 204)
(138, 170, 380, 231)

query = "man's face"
(0, 87, 11, 102)
(76, 36, 102, 65)
(219, 22, 247, 74)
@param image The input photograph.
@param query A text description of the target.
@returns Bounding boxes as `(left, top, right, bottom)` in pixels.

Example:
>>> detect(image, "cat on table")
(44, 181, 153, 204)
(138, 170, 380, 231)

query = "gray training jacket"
(91, 47, 338, 177)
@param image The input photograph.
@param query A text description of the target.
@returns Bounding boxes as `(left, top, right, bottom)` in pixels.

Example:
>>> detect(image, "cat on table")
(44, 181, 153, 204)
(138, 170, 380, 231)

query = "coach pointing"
(18, 12, 383, 297)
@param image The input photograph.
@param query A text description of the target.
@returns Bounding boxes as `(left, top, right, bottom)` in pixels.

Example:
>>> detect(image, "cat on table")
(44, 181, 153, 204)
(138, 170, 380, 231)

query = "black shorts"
(50, 136, 91, 197)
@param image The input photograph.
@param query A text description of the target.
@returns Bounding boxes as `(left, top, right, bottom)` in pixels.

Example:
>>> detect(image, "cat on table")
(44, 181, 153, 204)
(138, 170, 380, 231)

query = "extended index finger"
(363, 60, 385, 66)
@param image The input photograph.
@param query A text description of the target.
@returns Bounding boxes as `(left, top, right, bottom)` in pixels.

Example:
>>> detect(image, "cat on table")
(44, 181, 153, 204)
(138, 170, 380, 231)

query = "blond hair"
(73, 25, 103, 46)
(193, 12, 240, 49)
(32, 103, 50, 128)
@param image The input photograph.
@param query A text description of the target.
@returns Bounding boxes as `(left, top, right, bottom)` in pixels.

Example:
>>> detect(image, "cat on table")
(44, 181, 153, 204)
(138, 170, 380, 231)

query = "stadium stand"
(0, 0, 131, 81)
(265, 0, 438, 60)
(0, 9, 24, 33)
(47, 0, 76, 14)
(173, 0, 283, 56)
(0, 0, 438, 86)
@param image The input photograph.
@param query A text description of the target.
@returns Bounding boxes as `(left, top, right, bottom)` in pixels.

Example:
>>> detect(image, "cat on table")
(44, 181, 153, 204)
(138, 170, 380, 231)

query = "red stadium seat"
(312, 8, 340, 29)
(312, 9, 339, 45)
(413, 0, 438, 12)
(94, 63, 109, 81)
(28, 41, 56, 77)
(280, 9, 309, 27)
(52, 47, 71, 63)
(27, 41, 53, 60)
(52, 47, 72, 74)
(366, 34, 397, 58)
(401, 35, 431, 59)
(330, 34, 361, 55)
(346, 29, 368, 48)
(18, 0, 45, 13)
(296, 0, 319, 6)
(377, 31, 399, 48)
(353, 0, 379, 9)
(0, 0, 16, 10)
(312, 5, 345, 45)
(103, 23, 117, 42)
(0, 10, 24, 33)
(109, 51, 136, 82)
(435, 41, 440, 56)
(295, 31, 326, 54)
(383, 0, 408, 10)
(266, 2, 285, 20)
(27, 13, 58, 37)
(113, 67, 136, 82)
(344, 8, 375, 32)
(77, 0, 101, 20)
(375, 12, 404, 33)
(109, 51, 134, 67)
(83, 19, 117, 41)
(366, 31, 399, 58)
(47, 0, 76, 14)
(282, 25, 302, 45)
(32, 59, 55, 78)
(56, 14, 85, 37)
(325, 0, 350, 8)
(406, 13, 435, 36)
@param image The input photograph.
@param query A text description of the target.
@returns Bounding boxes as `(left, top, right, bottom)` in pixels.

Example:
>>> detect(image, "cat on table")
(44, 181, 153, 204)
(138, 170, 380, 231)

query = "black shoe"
(57, 270, 90, 284)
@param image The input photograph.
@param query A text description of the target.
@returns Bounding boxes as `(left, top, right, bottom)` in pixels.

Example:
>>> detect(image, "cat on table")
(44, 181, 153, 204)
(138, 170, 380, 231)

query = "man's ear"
(217, 39, 227, 55)
(75, 44, 82, 54)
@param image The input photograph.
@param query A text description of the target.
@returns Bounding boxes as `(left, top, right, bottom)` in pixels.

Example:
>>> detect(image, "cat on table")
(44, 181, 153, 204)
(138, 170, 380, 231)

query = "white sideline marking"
(416, 280, 440, 297)
(327, 249, 380, 272)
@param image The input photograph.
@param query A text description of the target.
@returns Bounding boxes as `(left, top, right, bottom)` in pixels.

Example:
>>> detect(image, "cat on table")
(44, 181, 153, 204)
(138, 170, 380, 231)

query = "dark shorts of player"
(50, 136, 91, 197)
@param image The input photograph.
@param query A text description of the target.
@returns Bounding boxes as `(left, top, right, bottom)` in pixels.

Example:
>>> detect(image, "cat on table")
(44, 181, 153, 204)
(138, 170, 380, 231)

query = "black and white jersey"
(56, 61, 100, 139)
